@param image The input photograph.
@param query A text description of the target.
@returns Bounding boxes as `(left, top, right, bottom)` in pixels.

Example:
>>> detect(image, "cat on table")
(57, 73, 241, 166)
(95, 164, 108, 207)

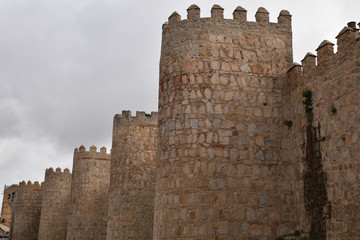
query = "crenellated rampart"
(164, 5, 291, 27)
(113, 110, 158, 126)
(73, 144, 110, 160)
(38, 167, 72, 240)
(283, 21, 360, 239)
(160, 5, 293, 80)
(287, 22, 360, 88)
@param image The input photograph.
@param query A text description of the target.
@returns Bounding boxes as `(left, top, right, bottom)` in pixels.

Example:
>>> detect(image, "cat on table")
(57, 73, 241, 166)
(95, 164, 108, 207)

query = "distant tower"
(155, 5, 294, 239)
(38, 167, 72, 240)
(66, 145, 111, 240)
(10, 181, 43, 240)
(106, 111, 158, 239)
(0, 184, 18, 226)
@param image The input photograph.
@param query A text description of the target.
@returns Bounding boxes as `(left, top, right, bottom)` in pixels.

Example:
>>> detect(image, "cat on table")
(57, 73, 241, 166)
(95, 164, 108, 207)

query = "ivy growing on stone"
(302, 88, 331, 239)
(302, 90, 313, 112)
(284, 120, 293, 128)
(331, 105, 337, 114)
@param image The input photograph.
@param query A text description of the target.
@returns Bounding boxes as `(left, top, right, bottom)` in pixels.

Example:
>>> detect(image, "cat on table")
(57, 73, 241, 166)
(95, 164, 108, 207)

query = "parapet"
(45, 167, 71, 175)
(163, 5, 291, 29)
(18, 180, 43, 191)
(113, 110, 158, 126)
(44, 167, 71, 183)
(287, 21, 360, 81)
(336, 22, 358, 53)
(73, 145, 111, 161)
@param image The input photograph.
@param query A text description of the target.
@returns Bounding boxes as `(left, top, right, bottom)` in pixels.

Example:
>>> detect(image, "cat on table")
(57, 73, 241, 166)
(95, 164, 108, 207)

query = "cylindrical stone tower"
(66, 145, 111, 240)
(155, 5, 294, 239)
(38, 167, 72, 240)
(10, 181, 43, 240)
(106, 111, 158, 240)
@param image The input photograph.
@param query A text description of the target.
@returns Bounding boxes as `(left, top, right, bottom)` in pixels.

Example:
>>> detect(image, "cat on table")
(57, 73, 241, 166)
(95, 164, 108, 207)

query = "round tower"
(155, 5, 294, 239)
(38, 167, 72, 240)
(10, 180, 43, 240)
(66, 145, 111, 240)
(106, 111, 158, 239)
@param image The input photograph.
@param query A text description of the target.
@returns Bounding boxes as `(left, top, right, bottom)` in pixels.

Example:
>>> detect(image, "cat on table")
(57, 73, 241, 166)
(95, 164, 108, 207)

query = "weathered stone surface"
(0, 184, 18, 227)
(66, 146, 111, 240)
(38, 168, 71, 240)
(156, 6, 293, 240)
(285, 24, 360, 239)
(7, 5, 360, 240)
(106, 112, 158, 240)
(10, 181, 43, 240)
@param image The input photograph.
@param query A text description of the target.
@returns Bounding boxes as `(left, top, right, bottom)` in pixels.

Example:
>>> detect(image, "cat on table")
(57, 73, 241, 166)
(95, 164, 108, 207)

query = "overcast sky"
(0, 0, 358, 211)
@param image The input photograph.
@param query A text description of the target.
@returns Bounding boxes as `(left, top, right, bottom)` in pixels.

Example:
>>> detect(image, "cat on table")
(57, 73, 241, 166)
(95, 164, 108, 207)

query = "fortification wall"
(0, 184, 18, 226)
(38, 167, 72, 240)
(106, 111, 158, 239)
(10, 181, 43, 240)
(284, 22, 360, 239)
(155, 5, 295, 239)
(66, 145, 111, 240)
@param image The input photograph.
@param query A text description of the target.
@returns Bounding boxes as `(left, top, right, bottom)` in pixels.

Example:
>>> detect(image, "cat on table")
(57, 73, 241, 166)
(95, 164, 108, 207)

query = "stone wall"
(106, 111, 158, 239)
(38, 167, 72, 240)
(4, 5, 360, 240)
(66, 146, 111, 240)
(155, 4, 295, 239)
(284, 23, 360, 239)
(0, 184, 18, 226)
(10, 181, 43, 240)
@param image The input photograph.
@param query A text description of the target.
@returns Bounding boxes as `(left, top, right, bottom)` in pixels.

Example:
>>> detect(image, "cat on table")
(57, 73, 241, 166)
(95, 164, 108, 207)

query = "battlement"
(113, 110, 158, 126)
(164, 4, 291, 29)
(73, 145, 110, 161)
(287, 21, 360, 83)
(45, 167, 71, 175)
(44, 167, 71, 183)
(18, 180, 43, 191)
(161, 4, 294, 73)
